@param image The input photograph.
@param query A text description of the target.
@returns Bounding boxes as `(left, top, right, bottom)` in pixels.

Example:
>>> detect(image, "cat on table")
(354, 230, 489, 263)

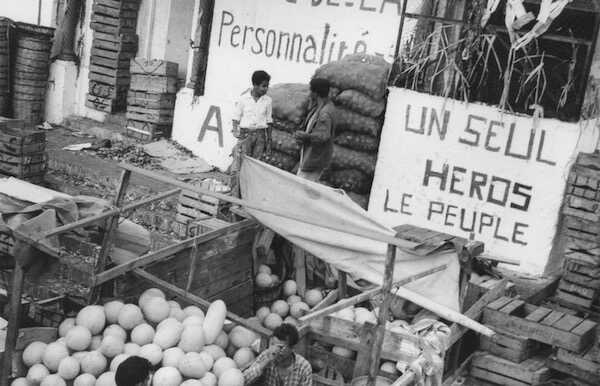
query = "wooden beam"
(338, 271, 347, 299)
(311, 289, 339, 312)
(299, 264, 448, 324)
(1, 258, 25, 384)
(133, 268, 272, 338)
(367, 244, 397, 386)
(118, 163, 420, 251)
(94, 219, 256, 285)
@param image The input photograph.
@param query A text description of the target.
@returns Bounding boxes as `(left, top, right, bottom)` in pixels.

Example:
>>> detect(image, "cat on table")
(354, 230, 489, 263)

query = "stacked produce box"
(556, 152, 600, 313)
(86, 0, 140, 113)
(12, 22, 55, 125)
(125, 58, 178, 141)
(264, 55, 390, 209)
(0, 117, 47, 183)
(0, 18, 9, 116)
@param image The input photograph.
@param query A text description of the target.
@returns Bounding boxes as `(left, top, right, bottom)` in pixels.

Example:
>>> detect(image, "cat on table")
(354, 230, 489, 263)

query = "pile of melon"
(254, 264, 281, 290)
(13, 289, 263, 386)
(252, 273, 325, 330)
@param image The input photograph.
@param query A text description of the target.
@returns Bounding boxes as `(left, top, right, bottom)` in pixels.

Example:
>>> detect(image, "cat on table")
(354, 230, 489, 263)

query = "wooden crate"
(130, 58, 178, 77)
(470, 352, 550, 386)
(0, 118, 25, 130)
(547, 345, 600, 385)
(88, 72, 131, 87)
(92, 38, 137, 54)
(92, 4, 138, 19)
(555, 277, 598, 309)
(91, 55, 131, 70)
(86, 93, 126, 114)
(88, 80, 129, 99)
(127, 91, 176, 109)
(174, 189, 229, 238)
(126, 106, 173, 125)
(91, 47, 135, 61)
(0, 141, 45, 156)
(89, 64, 130, 79)
(95, 0, 140, 11)
(0, 127, 45, 145)
(125, 120, 171, 142)
(130, 74, 177, 93)
(482, 297, 597, 352)
(479, 325, 540, 363)
(0, 160, 46, 176)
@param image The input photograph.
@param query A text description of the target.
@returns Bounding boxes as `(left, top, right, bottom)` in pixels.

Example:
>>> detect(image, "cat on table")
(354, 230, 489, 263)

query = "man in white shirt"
(231, 70, 273, 197)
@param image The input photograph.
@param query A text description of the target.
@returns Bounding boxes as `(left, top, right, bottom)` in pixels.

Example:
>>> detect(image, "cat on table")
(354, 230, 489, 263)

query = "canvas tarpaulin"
(240, 157, 460, 311)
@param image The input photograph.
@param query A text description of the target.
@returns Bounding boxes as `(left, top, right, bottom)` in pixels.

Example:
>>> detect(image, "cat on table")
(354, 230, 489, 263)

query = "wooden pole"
(1, 259, 25, 384)
(338, 271, 347, 299)
(366, 243, 397, 386)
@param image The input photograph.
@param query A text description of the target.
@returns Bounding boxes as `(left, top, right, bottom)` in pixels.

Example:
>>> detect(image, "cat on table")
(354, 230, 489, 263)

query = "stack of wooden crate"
(125, 58, 178, 141)
(0, 117, 46, 183)
(470, 296, 597, 385)
(86, 0, 139, 113)
(0, 18, 9, 116)
(555, 152, 600, 313)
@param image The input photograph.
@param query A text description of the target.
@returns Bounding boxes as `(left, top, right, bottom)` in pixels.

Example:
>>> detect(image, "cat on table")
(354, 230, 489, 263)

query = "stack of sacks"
(316, 54, 390, 209)
(262, 84, 310, 171)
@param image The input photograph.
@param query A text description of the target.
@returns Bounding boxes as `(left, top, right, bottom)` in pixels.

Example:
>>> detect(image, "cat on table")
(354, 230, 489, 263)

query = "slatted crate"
(547, 345, 600, 385)
(479, 326, 541, 363)
(470, 352, 551, 386)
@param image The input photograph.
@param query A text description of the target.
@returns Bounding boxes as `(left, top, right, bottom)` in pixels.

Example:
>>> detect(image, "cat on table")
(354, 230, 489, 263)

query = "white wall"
(1, 0, 57, 26)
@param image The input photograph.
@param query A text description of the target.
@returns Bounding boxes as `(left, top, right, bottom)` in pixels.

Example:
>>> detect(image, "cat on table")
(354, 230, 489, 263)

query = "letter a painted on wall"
(198, 105, 224, 147)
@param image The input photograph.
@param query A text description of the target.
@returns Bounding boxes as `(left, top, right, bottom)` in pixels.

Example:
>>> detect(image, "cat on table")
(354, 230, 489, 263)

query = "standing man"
(243, 323, 312, 386)
(293, 78, 335, 182)
(231, 70, 273, 197)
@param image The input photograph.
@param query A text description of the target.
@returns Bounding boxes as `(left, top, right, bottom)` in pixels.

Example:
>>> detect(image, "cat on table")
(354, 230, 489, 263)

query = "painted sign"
(369, 88, 592, 275)
(173, 0, 422, 170)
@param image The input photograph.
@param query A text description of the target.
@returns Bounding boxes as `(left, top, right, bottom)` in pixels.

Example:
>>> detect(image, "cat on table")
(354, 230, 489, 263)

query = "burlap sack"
(272, 118, 300, 133)
(334, 89, 386, 118)
(269, 83, 311, 124)
(331, 145, 377, 176)
(334, 131, 379, 152)
(346, 191, 369, 210)
(260, 150, 298, 172)
(323, 168, 372, 194)
(335, 107, 382, 137)
(272, 129, 300, 157)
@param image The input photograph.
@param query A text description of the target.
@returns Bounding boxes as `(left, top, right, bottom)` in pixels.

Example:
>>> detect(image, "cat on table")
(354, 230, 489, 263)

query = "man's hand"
(232, 121, 241, 138)
(258, 345, 283, 365)
(294, 131, 308, 143)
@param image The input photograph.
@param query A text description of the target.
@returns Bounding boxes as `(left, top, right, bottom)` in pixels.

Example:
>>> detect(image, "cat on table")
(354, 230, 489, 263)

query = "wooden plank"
(558, 280, 596, 299)
(480, 328, 536, 363)
(91, 14, 137, 28)
(353, 324, 375, 378)
(500, 299, 525, 314)
(89, 72, 130, 86)
(571, 319, 597, 336)
(92, 38, 137, 53)
(294, 246, 306, 297)
(93, 4, 138, 18)
(487, 296, 514, 311)
(178, 196, 217, 214)
(1, 261, 24, 385)
(556, 290, 594, 309)
(483, 306, 595, 352)
(130, 74, 177, 93)
(95, 0, 140, 10)
(524, 307, 552, 322)
(132, 268, 272, 337)
(126, 110, 173, 125)
(89, 64, 130, 78)
(130, 58, 178, 77)
(563, 270, 600, 288)
(91, 47, 135, 61)
(127, 92, 176, 109)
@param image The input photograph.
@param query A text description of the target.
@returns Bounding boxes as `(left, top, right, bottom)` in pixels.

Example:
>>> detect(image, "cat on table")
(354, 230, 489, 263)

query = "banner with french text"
(173, 0, 420, 170)
(369, 88, 585, 275)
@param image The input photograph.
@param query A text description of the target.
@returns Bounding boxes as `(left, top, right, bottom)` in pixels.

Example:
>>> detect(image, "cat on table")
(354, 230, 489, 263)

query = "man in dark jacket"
(293, 78, 335, 182)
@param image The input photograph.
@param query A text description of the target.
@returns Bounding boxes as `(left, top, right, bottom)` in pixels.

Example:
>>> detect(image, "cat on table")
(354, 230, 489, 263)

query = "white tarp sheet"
(240, 157, 460, 311)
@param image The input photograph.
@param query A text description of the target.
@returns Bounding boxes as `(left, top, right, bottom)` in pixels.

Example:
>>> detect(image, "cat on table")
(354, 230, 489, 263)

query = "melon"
(163, 347, 185, 367)
(169, 306, 186, 322)
(183, 305, 205, 318)
(263, 313, 283, 330)
(179, 352, 209, 378)
(57, 356, 80, 380)
(154, 319, 183, 349)
(40, 374, 67, 386)
(270, 300, 289, 318)
(287, 295, 302, 304)
(73, 373, 96, 386)
(183, 315, 205, 328)
(178, 326, 205, 353)
(257, 264, 271, 275)
(304, 289, 323, 307)
(131, 323, 155, 345)
(95, 372, 116, 386)
(181, 381, 204, 386)
(157, 317, 180, 331)
(282, 280, 297, 297)
(233, 347, 255, 369)
(142, 296, 171, 324)
(255, 273, 272, 288)
(213, 357, 237, 378)
(200, 372, 218, 386)
(71, 351, 88, 363)
(218, 368, 245, 386)
(104, 300, 125, 324)
(26, 364, 50, 384)
(103, 324, 127, 342)
(123, 342, 141, 355)
(198, 350, 214, 370)
(89, 335, 102, 350)
(168, 300, 181, 309)
(215, 330, 229, 349)
(10, 378, 28, 386)
(55, 337, 66, 346)
(332, 346, 354, 358)
(334, 308, 355, 322)
(270, 274, 280, 284)
(42, 342, 69, 372)
(138, 288, 166, 309)
(380, 361, 398, 374)
(203, 344, 226, 361)
(290, 302, 310, 319)
(152, 366, 182, 386)
(203, 300, 227, 344)
(65, 325, 92, 351)
(100, 335, 125, 358)
(228, 326, 256, 349)
(283, 316, 298, 325)
(22, 341, 47, 367)
(223, 320, 235, 333)
(79, 351, 107, 377)
(110, 353, 130, 372)
(255, 306, 270, 322)
(139, 343, 163, 366)
(117, 304, 144, 330)
(58, 318, 76, 337)
(76, 305, 106, 335)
